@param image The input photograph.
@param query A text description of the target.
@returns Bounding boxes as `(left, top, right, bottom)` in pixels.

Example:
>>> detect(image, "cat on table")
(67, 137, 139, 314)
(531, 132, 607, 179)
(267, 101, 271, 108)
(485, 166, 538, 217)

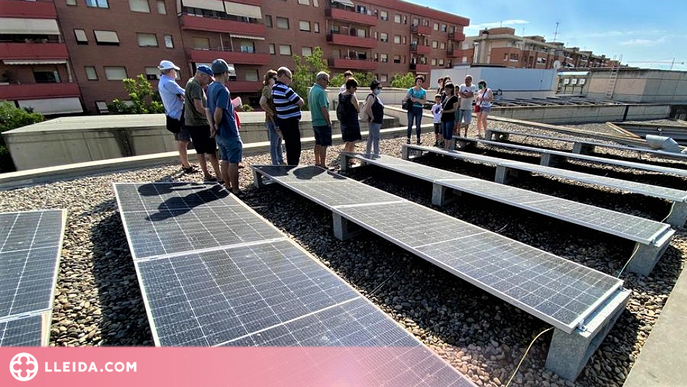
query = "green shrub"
(0, 101, 45, 172)
(107, 75, 165, 114)
(390, 72, 417, 89)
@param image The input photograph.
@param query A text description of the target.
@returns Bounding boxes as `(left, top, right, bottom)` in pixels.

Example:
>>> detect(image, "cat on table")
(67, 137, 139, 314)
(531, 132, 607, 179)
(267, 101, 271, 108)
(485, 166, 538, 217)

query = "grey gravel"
(0, 119, 685, 387)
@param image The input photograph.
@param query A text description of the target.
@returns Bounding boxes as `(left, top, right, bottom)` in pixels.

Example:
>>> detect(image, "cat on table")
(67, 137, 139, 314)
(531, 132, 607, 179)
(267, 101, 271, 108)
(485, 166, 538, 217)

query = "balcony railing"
(410, 43, 430, 55)
(328, 58, 378, 71)
(223, 80, 262, 93)
(189, 48, 269, 65)
(447, 48, 465, 58)
(448, 32, 465, 41)
(409, 63, 430, 73)
(0, 42, 68, 60)
(0, 82, 80, 100)
(325, 8, 377, 26)
(410, 24, 431, 36)
(180, 14, 266, 36)
(326, 32, 377, 49)
(0, 0, 57, 19)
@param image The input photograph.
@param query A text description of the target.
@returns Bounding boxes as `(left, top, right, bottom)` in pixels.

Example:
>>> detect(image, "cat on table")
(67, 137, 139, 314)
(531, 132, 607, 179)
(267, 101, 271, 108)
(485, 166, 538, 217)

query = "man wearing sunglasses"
(308, 71, 332, 168)
(272, 67, 304, 165)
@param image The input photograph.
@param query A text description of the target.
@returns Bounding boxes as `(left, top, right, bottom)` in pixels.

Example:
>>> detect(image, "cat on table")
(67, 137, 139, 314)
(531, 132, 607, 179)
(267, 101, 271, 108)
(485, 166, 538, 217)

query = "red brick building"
(1, 0, 469, 114)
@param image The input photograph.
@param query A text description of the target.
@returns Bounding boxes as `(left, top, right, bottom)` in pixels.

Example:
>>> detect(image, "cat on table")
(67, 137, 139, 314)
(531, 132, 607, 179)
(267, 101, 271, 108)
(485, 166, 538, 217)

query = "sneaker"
(416, 139, 421, 145)
(406, 138, 411, 144)
(182, 165, 198, 174)
(238, 162, 245, 169)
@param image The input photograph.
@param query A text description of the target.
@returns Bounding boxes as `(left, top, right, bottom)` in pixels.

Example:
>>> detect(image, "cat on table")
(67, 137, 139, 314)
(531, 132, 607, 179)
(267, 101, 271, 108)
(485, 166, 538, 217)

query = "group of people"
(158, 59, 243, 196)
(407, 74, 494, 148)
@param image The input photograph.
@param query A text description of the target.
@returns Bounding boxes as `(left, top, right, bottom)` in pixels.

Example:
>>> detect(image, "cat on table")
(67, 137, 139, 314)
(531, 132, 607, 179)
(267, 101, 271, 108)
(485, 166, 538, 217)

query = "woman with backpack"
(363, 80, 384, 156)
(337, 78, 361, 155)
(475, 79, 493, 138)
(403, 75, 426, 145)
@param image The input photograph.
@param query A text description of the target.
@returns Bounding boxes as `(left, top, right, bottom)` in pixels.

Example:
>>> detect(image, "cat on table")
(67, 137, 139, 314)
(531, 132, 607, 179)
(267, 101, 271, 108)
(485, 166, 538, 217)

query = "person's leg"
(406, 110, 413, 143)
(482, 111, 489, 135)
(370, 122, 381, 156)
(197, 153, 209, 178)
(320, 146, 328, 167)
(314, 144, 321, 166)
(282, 119, 301, 165)
(267, 122, 280, 165)
(220, 160, 230, 190)
(176, 141, 191, 168)
(208, 153, 221, 181)
(414, 108, 423, 143)
(228, 163, 239, 193)
(464, 109, 472, 137)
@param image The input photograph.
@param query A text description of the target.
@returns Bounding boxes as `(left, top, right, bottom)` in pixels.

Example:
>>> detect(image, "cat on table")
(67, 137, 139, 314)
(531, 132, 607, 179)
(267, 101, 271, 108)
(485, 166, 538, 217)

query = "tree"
(108, 75, 165, 114)
(0, 101, 45, 172)
(292, 47, 329, 110)
(330, 71, 376, 90)
(390, 72, 417, 89)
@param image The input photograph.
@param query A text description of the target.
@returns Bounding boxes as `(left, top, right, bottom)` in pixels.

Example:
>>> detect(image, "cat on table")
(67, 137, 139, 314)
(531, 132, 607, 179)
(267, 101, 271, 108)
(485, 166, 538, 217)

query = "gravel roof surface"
(0, 121, 685, 387)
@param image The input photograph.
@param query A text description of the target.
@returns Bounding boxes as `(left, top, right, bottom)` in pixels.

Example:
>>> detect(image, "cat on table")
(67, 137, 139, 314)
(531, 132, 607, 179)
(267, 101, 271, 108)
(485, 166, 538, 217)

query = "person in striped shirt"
(272, 67, 304, 165)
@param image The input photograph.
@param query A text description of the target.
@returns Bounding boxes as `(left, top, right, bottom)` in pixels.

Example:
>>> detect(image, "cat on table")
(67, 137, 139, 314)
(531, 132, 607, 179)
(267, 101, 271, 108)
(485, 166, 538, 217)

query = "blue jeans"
(406, 106, 423, 140)
(442, 120, 455, 141)
(266, 120, 283, 165)
(367, 122, 382, 156)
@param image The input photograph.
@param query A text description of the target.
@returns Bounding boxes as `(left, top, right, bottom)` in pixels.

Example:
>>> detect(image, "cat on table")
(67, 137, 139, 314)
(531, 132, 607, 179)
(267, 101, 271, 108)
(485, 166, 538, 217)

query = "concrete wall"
(430, 66, 557, 100)
(587, 69, 687, 103)
(490, 104, 671, 124)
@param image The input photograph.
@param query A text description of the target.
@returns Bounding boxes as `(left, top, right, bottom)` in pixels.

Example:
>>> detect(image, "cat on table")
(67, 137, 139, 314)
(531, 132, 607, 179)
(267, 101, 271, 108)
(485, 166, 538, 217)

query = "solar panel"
(114, 182, 475, 386)
(0, 315, 44, 347)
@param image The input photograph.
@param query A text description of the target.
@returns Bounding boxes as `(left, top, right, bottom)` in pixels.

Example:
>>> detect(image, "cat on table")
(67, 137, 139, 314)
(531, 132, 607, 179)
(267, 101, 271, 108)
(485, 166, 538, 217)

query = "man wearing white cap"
(158, 59, 196, 174)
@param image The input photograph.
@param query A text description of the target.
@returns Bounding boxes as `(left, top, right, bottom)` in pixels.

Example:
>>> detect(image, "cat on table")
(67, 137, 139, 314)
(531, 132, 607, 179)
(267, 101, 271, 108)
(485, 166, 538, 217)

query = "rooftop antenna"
(553, 21, 560, 41)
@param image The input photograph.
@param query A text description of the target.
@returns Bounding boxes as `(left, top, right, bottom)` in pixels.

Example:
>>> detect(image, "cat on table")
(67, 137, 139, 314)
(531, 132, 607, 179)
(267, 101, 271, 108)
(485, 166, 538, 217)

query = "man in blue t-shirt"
(206, 59, 243, 196)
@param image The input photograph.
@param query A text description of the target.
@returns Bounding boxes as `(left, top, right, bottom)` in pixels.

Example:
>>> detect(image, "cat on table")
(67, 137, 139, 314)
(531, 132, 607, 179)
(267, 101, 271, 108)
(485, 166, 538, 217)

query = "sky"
(406, 0, 687, 71)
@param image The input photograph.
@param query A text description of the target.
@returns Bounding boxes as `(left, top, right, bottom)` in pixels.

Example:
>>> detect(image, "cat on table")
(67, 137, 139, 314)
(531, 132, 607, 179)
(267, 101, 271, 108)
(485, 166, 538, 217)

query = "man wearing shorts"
(456, 75, 478, 137)
(207, 59, 243, 196)
(184, 65, 221, 182)
(157, 60, 196, 174)
(308, 71, 332, 168)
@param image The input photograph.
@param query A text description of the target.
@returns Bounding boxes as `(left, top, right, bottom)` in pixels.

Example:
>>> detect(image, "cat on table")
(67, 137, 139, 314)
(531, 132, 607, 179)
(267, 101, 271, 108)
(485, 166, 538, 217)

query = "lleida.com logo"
(9, 353, 38, 382)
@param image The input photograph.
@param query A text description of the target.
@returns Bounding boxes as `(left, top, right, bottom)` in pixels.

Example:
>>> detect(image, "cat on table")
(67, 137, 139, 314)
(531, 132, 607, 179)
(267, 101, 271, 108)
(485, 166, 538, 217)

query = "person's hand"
(210, 125, 217, 138)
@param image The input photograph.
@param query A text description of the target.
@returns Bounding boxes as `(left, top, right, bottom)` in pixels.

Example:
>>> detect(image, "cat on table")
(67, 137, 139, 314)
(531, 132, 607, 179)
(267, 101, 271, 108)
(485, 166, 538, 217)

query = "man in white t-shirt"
(456, 75, 478, 137)
(339, 70, 353, 94)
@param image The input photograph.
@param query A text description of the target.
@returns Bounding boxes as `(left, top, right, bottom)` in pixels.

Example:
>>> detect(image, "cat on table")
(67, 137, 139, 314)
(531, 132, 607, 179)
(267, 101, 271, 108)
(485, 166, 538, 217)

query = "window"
(373, 31, 378, 39)
(85, 66, 98, 80)
(245, 69, 259, 81)
(66, 0, 77, 5)
(279, 44, 292, 55)
(394, 14, 401, 23)
(301, 46, 312, 56)
(433, 23, 439, 31)
(314, 22, 319, 33)
(441, 24, 447, 32)
(431, 59, 437, 66)
(393, 55, 400, 64)
(403, 15, 407, 24)
(431, 41, 437, 49)
(269, 43, 275, 54)
(86, 0, 109, 8)
(104, 66, 127, 80)
(402, 36, 406, 44)
(412, 18, 419, 26)
(438, 59, 444, 66)
(380, 53, 388, 63)
(193, 37, 210, 49)
(380, 33, 388, 42)
(94, 30, 119, 45)
(129, 0, 150, 13)
(74, 29, 88, 44)
(440, 42, 445, 50)
(145, 67, 159, 80)
(164, 35, 173, 48)
(297, 0, 309, 4)
(299, 21, 310, 32)
(380, 11, 388, 21)
(265, 15, 273, 28)
(503, 53, 509, 61)
(96, 101, 109, 114)
(156, 1, 166, 14)
(276, 17, 289, 30)
(380, 74, 387, 82)
(137, 33, 158, 47)
(393, 35, 400, 44)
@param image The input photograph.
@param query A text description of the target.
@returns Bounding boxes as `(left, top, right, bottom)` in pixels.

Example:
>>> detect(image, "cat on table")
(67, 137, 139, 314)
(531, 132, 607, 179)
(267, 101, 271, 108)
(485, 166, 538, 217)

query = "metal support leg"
(402, 144, 411, 160)
(572, 142, 596, 155)
(332, 213, 361, 241)
(431, 184, 456, 206)
(252, 169, 266, 189)
(541, 152, 561, 167)
(495, 165, 517, 184)
(340, 153, 350, 172)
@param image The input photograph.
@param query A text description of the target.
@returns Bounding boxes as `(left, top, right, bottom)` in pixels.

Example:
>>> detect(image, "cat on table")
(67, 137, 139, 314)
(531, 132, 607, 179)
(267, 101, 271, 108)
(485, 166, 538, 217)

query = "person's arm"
(212, 87, 229, 133)
(259, 95, 275, 117)
(193, 98, 204, 114)
(206, 108, 215, 137)
(351, 94, 360, 113)
(443, 99, 458, 114)
(213, 107, 224, 132)
(365, 95, 375, 121)
(416, 90, 426, 105)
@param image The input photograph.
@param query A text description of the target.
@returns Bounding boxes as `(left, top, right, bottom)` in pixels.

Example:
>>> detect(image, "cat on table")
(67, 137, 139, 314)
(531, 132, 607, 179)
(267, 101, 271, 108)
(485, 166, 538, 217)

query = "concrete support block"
(431, 184, 456, 206)
(540, 152, 562, 167)
(485, 129, 495, 141)
(252, 169, 266, 189)
(572, 142, 596, 155)
(626, 229, 675, 276)
(332, 213, 361, 241)
(546, 288, 631, 381)
(665, 201, 687, 228)
(494, 165, 518, 184)
(340, 153, 351, 172)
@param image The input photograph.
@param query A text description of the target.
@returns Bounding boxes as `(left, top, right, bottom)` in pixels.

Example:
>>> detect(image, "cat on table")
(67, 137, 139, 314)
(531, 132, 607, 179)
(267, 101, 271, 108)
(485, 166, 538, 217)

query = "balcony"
(328, 58, 378, 71)
(409, 63, 430, 73)
(190, 48, 269, 65)
(0, 82, 80, 100)
(0, 0, 57, 19)
(325, 8, 377, 26)
(180, 14, 265, 36)
(448, 32, 465, 41)
(447, 48, 466, 58)
(410, 24, 431, 36)
(410, 43, 430, 56)
(223, 80, 262, 93)
(326, 32, 377, 49)
(0, 42, 68, 60)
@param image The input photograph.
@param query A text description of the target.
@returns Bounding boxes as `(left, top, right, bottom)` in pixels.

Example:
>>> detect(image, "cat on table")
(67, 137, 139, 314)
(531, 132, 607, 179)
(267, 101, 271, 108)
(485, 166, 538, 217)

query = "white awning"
(223, 1, 261, 19)
(18, 97, 83, 115)
(230, 34, 265, 41)
(331, 0, 354, 7)
(0, 18, 60, 35)
(3, 60, 67, 65)
(182, 0, 224, 12)
(94, 30, 120, 43)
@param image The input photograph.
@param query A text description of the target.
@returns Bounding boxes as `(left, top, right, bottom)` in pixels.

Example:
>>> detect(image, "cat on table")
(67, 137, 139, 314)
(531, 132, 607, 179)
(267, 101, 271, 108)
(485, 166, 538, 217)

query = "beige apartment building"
(0, 0, 469, 114)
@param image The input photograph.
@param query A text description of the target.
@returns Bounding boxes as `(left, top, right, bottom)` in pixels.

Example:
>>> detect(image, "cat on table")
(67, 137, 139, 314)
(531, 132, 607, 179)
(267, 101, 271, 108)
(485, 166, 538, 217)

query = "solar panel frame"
(0, 314, 45, 347)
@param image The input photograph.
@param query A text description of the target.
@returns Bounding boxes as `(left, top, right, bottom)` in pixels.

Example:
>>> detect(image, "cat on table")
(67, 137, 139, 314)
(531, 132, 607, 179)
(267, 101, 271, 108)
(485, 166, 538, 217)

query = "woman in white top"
(475, 79, 493, 138)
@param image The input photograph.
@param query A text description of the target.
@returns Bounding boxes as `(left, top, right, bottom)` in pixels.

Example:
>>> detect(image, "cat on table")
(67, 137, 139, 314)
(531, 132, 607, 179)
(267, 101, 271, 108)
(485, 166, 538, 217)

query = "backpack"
(336, 93, 350, 123)
(359, 93, 375, 122)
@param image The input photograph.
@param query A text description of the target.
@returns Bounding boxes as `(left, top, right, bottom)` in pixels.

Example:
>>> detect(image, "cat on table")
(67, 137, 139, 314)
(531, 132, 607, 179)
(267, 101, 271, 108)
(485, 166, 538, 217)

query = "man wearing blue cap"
(207, 59, 243, 196)
(184, 65, 221, 182)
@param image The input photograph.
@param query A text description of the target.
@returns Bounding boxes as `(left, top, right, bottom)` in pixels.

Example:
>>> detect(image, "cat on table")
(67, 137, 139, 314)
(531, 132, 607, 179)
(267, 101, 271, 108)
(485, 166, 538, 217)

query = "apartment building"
(461, 27, 618, 70)
(1, 0, 469, 114)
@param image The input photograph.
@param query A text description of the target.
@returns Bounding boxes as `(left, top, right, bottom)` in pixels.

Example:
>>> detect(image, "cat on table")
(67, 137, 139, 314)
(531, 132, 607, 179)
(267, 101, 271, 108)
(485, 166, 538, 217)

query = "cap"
(344, 70, 353, 77)
(211, 59, 230, 75)
(197, 65, 214, 78)
(369, 80, 381, 90)
(158, 60, 180, 71)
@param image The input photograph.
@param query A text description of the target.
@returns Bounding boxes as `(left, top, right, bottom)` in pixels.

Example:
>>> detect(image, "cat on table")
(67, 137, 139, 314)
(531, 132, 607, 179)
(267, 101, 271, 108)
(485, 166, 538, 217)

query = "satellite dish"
(553, 60, 562, 69)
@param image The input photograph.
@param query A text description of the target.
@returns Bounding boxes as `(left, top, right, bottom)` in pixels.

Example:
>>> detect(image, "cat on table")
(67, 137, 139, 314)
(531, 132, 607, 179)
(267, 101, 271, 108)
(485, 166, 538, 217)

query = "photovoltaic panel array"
(0, 209, 66, 346)
(252, 165, 626, 334)
(114, 182, 475, 386)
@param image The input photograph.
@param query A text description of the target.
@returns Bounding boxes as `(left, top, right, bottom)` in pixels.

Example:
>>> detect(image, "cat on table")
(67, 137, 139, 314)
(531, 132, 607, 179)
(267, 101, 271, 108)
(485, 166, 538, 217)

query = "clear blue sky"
(406, 0, 687, 71)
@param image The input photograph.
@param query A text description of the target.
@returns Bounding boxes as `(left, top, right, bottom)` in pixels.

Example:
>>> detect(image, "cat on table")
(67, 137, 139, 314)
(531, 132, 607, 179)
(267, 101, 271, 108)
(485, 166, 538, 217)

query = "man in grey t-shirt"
(456, 75, 478, 137)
